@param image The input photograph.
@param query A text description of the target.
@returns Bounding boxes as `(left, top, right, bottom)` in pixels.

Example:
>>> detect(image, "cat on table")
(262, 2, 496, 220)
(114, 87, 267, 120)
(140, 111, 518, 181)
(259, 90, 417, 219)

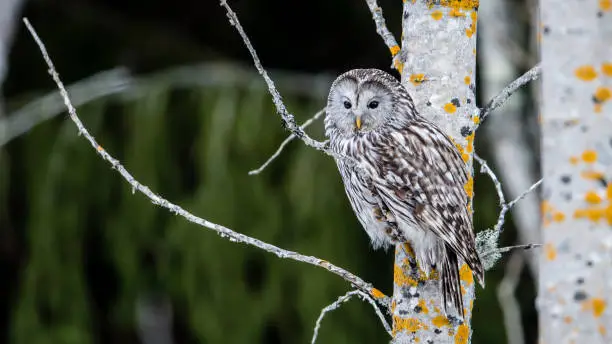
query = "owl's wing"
(362, 120, 482, 280)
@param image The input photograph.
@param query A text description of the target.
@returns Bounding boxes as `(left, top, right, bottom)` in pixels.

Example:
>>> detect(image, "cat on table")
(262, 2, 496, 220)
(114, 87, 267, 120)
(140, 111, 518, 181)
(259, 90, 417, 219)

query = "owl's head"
(325, 68, 415, 136)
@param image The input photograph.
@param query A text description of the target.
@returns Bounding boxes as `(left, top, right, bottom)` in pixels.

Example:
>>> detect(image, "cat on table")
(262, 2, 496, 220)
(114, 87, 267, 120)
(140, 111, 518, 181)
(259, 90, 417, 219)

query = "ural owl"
(324, 68, 484, 318)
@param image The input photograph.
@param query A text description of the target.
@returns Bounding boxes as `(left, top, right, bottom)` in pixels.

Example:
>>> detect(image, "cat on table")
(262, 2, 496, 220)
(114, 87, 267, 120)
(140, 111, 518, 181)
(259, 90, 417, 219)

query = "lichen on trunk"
(392, 1, 480, 343)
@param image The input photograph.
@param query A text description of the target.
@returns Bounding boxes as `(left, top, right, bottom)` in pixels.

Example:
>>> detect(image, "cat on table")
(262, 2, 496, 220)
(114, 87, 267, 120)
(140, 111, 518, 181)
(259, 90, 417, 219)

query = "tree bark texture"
(392, 1, 479, 343)
(538, 1, 612, 343)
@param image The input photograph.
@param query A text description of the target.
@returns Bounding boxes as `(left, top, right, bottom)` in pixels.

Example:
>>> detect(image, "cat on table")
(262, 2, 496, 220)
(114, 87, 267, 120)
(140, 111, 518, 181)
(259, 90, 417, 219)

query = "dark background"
(0, 0, 538, 343)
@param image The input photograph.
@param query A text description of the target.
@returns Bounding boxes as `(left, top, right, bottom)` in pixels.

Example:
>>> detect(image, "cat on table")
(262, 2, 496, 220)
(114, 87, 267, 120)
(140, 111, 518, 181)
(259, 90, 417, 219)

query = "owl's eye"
(367, 101, 379, 109)
(343, 101, 352, 109)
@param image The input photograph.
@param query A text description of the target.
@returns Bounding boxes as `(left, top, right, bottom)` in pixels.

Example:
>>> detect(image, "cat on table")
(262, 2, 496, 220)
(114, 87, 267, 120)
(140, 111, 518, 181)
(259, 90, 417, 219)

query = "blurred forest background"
(0, 0, 541, 343)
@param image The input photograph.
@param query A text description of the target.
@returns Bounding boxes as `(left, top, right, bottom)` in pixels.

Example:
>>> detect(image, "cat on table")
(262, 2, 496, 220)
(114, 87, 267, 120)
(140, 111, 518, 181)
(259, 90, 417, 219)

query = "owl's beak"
(355, 116, 362, 130)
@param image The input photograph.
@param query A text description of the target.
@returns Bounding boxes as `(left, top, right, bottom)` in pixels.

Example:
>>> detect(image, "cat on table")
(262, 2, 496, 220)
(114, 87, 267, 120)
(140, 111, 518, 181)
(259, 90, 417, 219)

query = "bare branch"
(363, 0, 401, 71)
(479, 64, 541, 124)
(474, 153, 506, 207)
(219, 0, 327, 153)
(474, 153, 542, 235)
(493, 179, 543, 234)
(495, 243, 542, 255)
(497, 252, 526, 344)
(474, 152, 542, 270)
(23, 17, 390, 310)
(249, 108, 326, 175)
(311, 290, 392, 344)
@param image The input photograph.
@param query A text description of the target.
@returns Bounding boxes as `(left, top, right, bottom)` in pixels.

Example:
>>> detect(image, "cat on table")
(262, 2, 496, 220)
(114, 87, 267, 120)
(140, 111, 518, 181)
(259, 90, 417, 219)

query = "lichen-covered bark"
(392, 1, 479, 343)
(539, 1, 612, 343)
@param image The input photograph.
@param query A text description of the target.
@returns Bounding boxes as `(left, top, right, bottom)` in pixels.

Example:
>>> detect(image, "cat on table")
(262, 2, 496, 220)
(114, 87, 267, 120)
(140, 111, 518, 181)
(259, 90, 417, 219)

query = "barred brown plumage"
(324, 68, 484, 318)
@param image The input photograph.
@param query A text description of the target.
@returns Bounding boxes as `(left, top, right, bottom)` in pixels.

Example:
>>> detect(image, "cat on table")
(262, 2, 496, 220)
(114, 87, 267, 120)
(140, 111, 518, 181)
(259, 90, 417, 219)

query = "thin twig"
(475, 153, 542, 235)
(311, 290, 392, 344)
(474, 153, 505, 207)
(479, 64, 541, 124)
(219, 0, 327, 153)
(497, 252, 526, 344)
(495, 243, 542, 254)
(364, 1, 400, 58)
(23, 17, 390, 310)
(249, 108, 326, 175)
(493, 179, 543, 234)
(481, 243, 542, 260)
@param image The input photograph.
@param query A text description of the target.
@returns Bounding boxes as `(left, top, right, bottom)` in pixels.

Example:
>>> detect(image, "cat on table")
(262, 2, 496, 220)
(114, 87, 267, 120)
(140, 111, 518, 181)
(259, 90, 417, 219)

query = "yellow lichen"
(417, 298, 429, 314)
(394, 263, 418, 287)
(394, 60, 404, 74)
(454, 323, 470, 344)
(592, 298, 606, 317)
(465, 10, 477, 37)
(410, 73, 426, 86)
(582, 298, 607, 318)
(545, 243, 557, 261)
(603, 62, 612, 77)
(569, 156, 580, 165)
(582, 150, 598, 163)
(444, 102, 457, 114)
(585, 191, 603, 205)
(599, 324, 607, 336)
(552, 212, 565, 222)
(390, 45, 401, 56)
(581, 171, 604, 180)
(440, 0, 480, 10)
(464, 177, 474, 198)
(601, 0, 611, 11)
(371, 288, 385, 299)
(594, 87, 611, 103)
(575, 65, 598, 81)
(432, 315, 450, 328)
(459, 263, 474, 285)
(393, 317, 425, 333)
(595, 104, 603, 113)
(431, 10, 443, 20)
(472, 115, 480, 124)
(465, 133, 474, 153)
(449, 8, 466, 17)
(464, 76, 471, 85)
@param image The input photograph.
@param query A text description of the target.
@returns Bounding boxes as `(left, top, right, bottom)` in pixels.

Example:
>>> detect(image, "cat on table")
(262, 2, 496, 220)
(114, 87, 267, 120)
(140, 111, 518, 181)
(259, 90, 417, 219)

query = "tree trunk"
(392, 2, 479, 343)
(538, 1, 612, 343)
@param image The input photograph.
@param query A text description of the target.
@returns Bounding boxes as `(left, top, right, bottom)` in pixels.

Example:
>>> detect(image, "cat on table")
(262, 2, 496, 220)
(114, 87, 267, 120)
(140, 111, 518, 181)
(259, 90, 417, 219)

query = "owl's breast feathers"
(332, 118, 484, 284)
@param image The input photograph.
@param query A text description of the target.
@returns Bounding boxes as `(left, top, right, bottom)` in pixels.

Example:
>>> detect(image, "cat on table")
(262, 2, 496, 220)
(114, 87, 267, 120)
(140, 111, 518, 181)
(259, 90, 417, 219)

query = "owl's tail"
(441, 249, 464, 319)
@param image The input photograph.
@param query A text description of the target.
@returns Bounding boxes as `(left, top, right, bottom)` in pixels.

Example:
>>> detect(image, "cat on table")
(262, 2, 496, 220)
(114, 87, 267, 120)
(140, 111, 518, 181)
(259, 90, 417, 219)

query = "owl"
(324, 68, 484, 318)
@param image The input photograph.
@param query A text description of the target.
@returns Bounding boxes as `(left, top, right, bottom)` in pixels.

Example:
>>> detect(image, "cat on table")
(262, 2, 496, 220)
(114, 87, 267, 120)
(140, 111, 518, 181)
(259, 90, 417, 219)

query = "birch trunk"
(538, 1, 612, 343)
(392, 1, 479, 343)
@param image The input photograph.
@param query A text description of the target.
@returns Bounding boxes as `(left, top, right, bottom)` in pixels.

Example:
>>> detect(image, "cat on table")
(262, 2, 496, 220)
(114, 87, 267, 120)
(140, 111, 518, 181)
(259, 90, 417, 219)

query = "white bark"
(480, 0, 540, 278)
(538, 1, 612, 343)
(392, 2, 479, 343)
